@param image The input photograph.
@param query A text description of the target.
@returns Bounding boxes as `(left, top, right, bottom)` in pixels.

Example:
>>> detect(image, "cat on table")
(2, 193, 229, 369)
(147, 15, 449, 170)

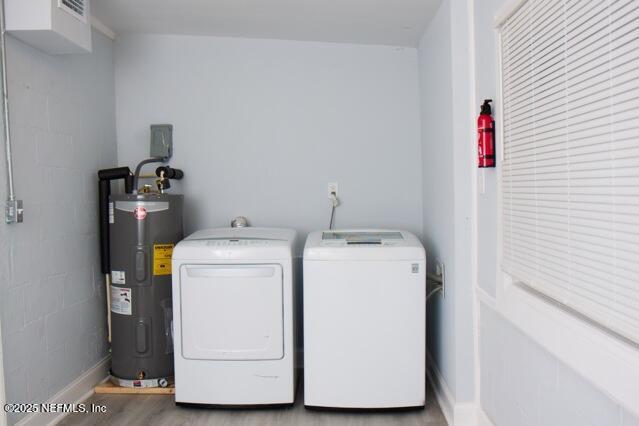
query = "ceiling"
(91, 0, 442, 47)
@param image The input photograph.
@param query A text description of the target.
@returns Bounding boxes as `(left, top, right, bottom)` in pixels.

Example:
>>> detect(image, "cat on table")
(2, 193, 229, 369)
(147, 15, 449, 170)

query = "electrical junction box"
(150, 124, 173, 159)
(6, 0, 92, 54)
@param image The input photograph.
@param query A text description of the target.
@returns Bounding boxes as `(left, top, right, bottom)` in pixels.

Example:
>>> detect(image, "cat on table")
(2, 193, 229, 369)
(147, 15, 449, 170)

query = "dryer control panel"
(172, 228, 296, 262)
(205, 238, 277, 247)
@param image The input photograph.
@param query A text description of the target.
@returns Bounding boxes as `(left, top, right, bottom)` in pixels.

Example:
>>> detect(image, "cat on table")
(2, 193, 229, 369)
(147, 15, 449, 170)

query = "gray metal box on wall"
(150, 124, 173, 158)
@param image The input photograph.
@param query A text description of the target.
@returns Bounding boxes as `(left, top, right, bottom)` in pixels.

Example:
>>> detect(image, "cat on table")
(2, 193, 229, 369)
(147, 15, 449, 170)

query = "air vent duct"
(58, 0, 87, 22)
(6, 0, 92, 54)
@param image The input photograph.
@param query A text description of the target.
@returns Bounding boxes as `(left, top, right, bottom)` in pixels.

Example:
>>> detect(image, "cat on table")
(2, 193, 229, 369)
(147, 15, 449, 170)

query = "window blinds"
(500, 0, 639, 343)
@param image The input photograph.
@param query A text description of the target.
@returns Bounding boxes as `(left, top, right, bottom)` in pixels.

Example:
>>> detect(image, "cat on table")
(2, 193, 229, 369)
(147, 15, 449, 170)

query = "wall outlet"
(436, 261, 446, 298)
(327, 182, 338, 198)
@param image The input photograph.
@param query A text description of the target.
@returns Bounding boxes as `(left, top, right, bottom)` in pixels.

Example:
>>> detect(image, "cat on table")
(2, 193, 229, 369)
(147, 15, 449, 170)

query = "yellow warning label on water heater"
(153, 244, 174, 276)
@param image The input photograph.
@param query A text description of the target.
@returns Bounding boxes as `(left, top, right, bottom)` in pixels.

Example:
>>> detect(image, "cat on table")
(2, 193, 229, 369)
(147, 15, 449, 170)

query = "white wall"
(447, 0, 476, 406)
(474, 0, 500, 299)
(0, 31, 116, 424)
(419, 1, 639, 422)
(471, 0, 639, 425)
(417, 0, 476, 413)
(481, 305, 639, 426)
(114, 34, 423, 248)
(418, 0, 456, 400)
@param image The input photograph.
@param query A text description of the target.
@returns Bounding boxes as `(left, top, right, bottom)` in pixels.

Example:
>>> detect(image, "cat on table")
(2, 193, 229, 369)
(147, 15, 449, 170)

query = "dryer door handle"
(184, 265, 276, 278)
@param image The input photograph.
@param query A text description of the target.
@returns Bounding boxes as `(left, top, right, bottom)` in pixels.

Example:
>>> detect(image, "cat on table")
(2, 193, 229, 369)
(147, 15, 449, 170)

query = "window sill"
(493, 273, 639, 417)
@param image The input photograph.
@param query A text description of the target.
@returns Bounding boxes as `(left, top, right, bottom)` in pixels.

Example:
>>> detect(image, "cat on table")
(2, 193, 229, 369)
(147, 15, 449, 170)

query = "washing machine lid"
(173, 227, 296, 261)
(304, 229, 425, 261)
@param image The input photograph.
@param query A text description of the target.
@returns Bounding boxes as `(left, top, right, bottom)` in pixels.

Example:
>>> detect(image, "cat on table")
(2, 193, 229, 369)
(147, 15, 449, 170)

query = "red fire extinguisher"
(478, 99, 495, 168)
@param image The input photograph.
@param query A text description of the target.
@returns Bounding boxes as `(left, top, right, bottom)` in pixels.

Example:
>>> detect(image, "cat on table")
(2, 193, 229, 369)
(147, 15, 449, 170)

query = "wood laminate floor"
(60, 379, 447, 426)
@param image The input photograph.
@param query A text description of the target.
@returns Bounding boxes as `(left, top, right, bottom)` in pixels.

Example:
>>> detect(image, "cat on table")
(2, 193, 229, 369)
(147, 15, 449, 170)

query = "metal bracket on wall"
(5, 199, 22, 223)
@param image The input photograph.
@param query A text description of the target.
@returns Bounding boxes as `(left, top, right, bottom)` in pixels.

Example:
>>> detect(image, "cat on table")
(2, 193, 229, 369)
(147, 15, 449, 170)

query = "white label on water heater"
(111, 270, 125, 284)
(111, 286, 132, 316)
(109, 202, 114, 224)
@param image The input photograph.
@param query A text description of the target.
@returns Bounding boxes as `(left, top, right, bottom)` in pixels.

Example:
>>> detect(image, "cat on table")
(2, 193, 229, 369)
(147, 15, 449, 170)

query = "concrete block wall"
(0, 30, 116, 424)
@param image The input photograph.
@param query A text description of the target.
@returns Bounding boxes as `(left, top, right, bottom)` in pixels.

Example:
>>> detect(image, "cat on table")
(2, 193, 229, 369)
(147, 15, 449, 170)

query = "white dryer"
(303, 230, 426, 409)
(172, 227, 296, 405)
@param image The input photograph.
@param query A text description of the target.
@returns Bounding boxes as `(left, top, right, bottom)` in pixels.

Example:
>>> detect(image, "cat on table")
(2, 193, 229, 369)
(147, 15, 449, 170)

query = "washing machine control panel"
(320, 231, 404, 247)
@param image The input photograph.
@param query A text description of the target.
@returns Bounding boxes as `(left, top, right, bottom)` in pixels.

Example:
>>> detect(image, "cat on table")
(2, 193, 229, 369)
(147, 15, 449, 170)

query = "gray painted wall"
(471, 0, 639, 424)
(0, 7, 631, 426)
(0, 31, 116, 424)
(447, 0, 476, 405)
(474, 0, 501, 299)
(113, 34, 424, 251)
(418, 0, 639, 420)
(481, 305, 639, 426)
(417, 0, 456, 399)
(418, 0, 476, 405)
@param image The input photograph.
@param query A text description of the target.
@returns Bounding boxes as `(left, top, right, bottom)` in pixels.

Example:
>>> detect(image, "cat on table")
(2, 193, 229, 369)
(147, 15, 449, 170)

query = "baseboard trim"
(16, 356, 110, 426)
(426, 352, 454, 425)
(426, 352, 487, 426)
(454, 403, 481, 426)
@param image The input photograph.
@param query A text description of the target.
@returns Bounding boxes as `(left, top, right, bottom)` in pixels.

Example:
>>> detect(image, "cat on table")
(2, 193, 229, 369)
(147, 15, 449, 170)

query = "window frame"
(491, 0, 639, 415)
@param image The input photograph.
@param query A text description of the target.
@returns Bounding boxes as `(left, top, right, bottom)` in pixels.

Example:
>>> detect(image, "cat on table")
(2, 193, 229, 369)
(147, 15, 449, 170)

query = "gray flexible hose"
(132, 157, 166, 193)
(329, 203, 336, 230)
(426, 285, 443, 301)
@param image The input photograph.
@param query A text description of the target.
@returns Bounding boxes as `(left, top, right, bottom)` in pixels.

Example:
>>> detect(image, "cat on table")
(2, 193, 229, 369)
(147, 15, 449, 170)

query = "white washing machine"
(172, 227, 297, 405)
(303, 230, 426, 409)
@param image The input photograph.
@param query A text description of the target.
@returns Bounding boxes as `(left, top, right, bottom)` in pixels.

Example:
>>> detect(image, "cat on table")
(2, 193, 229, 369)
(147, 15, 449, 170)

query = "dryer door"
(180, 264, 284, 360)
